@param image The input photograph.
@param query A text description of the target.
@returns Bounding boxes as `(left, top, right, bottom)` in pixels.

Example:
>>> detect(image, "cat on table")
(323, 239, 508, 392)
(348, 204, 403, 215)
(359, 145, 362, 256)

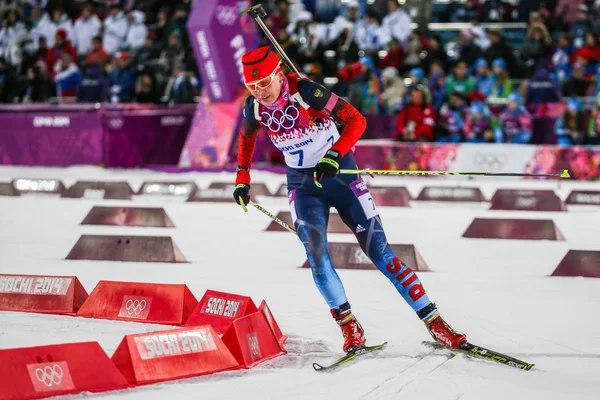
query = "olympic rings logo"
(126, 299, 147, 316)
(261, 104, 299, 132)
(35, 365, 63, 387)
(472, 152, 508, 170)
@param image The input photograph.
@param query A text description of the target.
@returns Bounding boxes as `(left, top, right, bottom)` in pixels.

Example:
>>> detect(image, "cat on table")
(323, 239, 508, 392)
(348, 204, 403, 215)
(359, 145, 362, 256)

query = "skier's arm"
(298, 80, 367, 157)
(235, 97, 261, 185)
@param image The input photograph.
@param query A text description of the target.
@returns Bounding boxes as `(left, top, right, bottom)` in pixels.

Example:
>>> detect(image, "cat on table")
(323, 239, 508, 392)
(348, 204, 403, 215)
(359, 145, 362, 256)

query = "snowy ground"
(1, 166, 600, 400)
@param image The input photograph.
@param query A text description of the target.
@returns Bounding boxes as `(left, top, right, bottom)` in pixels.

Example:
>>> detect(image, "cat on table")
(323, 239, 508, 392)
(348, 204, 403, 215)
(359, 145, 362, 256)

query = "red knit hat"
(241, 46, 280, 83)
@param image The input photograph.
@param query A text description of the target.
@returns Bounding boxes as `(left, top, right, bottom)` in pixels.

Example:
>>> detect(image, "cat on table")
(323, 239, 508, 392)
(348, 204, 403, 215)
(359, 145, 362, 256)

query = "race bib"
(350, 178, 379, 220)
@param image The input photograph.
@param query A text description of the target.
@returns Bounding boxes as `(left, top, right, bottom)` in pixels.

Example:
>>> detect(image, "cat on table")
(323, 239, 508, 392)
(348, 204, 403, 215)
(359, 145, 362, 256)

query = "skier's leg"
(287, 172, 366, 352)
(289, 187, 349, 310)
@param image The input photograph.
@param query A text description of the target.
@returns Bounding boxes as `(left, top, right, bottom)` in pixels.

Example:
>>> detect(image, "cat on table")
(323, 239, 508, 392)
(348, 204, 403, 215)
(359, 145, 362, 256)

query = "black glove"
(233, 184, 251, 206)
(313, 149, 341, 188)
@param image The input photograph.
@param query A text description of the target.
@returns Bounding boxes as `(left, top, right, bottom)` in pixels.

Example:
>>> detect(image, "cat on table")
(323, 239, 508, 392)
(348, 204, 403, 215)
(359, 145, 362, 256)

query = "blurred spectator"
(588, 93, 600, 145)
(26, 4, 50, 54)
(446, 60, 476, 98)
(1, 9, 26, 66)
(329, 1, 361, 45)
(428, 71, 447, 111)
(47, 7, 73, 48)
(570, 4, 593, 49)
(125, 10, 148, 52)
(103, 3, 129, 55)
(395, 86, 435, 142)
(484, 29, 519, 78)
(355, 10, 383, 54)
(22, 65, 50, 103)
(521, 25, 552, 78)
(107, 51, 135, 103)
(159, 31, 184, 78)
(0, 56, 18, 102)
(347, 56, 381, 114)
(555, 98, 586, 145)
(149, 6, 172, 49)
(457, 29, 483, 67)
(86, 36, 109, 68)
(464, 101, 495, 143)
(135, 32, 160, 67)
(54, 54, 81, 102)
(450, 0, 480, 22)
(166, 62, 195, 104)
(380, 66, 404, 114)
(405, 67, 431, 104)
(436, 91, 468, 142)
(474, 58, 493, 97)
(170, 5, 189, 45)
(134, 70, 159, 103)
(72, 2, 101, 57)
(45, 29, 77, 77)
(381, 0, 412, 45)
(421, 35, 446, 74)
(551, 34, 574, 83)
(525, 67, 561, 106)
(379, 37, 404, 72)
(562, 63, 590, 97)
(77, 61, 105, 103)
(494, 93, 532, 143)
(402, 34, 424, 73)
(489, 58, 513, 99)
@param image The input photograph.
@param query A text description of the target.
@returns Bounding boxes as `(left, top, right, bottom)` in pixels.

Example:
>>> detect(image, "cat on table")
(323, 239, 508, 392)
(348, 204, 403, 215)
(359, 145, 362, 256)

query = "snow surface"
(1, 166, 600, 400)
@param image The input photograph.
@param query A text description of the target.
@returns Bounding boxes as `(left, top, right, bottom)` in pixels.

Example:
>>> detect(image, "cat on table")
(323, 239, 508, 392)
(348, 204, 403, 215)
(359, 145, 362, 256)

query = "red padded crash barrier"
(185, 290, 258, 335)
(0, 274, 88, 315)
(0, 182, 19, 196)
(81, 206, 175, 228)
(65, 235, 188, 263)
(259, 300, 287, 346)
(266, 211, 351, 233)
(551, 250, 600, 278)
(462, 218, 565, 241)
(0, 341, 128, 400)
(301, 243, 430, 271)
(61, 181, 134, 200)
(221, 310, 286, 368)
(77, 280, 197, 325)
(565, 190, 600, 206)
(490, 189, 566, 211)
(111, 325, 240, 385)
(417, 186, 486, 202)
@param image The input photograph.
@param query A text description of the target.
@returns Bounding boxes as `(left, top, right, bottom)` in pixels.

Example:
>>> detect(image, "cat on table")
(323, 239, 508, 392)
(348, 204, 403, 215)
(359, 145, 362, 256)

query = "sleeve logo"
(314, 89, 323, 98)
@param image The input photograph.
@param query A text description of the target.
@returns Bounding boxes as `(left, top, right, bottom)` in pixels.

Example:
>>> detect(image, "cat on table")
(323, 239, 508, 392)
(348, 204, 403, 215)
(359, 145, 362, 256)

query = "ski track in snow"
(1, 166, 600, 400)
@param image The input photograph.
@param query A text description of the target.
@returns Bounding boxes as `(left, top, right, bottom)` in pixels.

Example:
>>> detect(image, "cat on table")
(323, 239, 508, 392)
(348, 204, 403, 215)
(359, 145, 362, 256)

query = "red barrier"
(0, 341, 128, 400)
(417, 186, 486, 202)
(0, 274, 88, 315)
(259, 300, 287, 346)
(81, 207, 175, 227)
(221, 311, 286, 368)
(185, 290, 258, 335)
(77, 280, 197, 325)
(111, 325, 240, 385)
(551, 250, 600, 278)
(462, 218, 565, 241)
(65, 235, 188, 263)
(490, 189, 566, 211)
(565, 190, 600, 206)
(61, 181, 134, 200)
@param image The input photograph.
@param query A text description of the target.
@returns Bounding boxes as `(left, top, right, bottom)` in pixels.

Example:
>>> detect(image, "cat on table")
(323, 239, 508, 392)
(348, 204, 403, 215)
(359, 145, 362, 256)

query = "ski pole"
(338, 169, 571, 179)
(239, 197, 297, 235)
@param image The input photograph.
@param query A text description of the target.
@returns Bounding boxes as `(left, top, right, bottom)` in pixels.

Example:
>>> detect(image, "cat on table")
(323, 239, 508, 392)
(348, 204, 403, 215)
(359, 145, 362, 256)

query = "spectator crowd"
(0, 0, 199, 105)
(0, 0, 599, 146)
(254, 0, 600, 145)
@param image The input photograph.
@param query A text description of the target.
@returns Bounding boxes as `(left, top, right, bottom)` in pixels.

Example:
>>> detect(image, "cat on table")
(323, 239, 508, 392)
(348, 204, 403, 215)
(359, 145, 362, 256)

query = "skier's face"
(247, 71, 283, 106)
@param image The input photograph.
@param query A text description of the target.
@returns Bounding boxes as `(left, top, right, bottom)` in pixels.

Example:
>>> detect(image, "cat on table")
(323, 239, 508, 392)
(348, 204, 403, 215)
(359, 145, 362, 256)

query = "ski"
(422, 341, 535, 371)
(312, 342, 388, 371)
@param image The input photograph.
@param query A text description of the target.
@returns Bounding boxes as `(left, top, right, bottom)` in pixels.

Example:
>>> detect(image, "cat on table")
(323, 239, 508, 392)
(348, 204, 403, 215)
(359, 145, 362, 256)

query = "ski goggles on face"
(244, 65, 280, 91)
